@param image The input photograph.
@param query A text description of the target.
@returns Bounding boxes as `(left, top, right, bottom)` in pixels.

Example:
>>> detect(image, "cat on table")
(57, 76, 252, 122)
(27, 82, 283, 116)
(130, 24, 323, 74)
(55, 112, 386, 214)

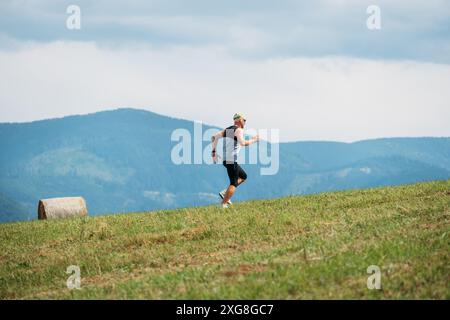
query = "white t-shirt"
(223, 125, 244, 163)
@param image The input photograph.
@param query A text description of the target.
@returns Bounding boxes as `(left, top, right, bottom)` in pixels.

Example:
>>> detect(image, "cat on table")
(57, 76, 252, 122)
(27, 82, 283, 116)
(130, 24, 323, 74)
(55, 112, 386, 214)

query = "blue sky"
(0, 0, 449, 141)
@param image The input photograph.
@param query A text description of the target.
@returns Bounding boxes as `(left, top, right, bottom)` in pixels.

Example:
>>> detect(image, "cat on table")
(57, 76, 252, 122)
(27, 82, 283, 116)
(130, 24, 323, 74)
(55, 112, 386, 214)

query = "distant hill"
(0, 108, 449, 223)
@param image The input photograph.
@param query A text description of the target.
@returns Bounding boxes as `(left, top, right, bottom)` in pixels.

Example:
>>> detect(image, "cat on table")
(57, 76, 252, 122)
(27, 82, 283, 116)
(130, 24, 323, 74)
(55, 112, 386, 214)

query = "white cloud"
(0, 41, 449, 142)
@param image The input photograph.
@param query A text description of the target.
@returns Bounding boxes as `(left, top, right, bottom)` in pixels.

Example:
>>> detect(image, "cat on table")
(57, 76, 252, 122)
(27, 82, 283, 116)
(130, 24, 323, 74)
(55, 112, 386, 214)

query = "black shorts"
(223, 161, 247, 187)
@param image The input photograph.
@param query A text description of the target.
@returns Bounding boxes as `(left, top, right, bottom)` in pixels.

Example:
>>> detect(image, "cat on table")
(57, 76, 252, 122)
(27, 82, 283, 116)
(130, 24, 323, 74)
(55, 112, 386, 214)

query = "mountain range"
(1, 108, 449, 223)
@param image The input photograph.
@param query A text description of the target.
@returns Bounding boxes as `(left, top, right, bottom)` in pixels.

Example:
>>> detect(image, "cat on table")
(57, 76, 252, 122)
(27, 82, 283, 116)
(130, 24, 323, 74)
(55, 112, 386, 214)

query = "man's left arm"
(236, 128, 259, 146)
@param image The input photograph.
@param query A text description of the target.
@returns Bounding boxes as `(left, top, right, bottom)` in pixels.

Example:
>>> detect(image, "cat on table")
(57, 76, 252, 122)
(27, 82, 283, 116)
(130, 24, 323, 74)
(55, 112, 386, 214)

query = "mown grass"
(0, 180, 449, 299)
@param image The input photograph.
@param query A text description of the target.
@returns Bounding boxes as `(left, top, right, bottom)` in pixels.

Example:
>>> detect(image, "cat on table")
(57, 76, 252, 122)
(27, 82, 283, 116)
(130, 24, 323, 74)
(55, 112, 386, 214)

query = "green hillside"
(0, 180, 449, 299)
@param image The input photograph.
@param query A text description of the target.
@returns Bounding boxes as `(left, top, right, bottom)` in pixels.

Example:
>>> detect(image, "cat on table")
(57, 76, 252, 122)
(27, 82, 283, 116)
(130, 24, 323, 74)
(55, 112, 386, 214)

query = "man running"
(211, 113, 259, 208)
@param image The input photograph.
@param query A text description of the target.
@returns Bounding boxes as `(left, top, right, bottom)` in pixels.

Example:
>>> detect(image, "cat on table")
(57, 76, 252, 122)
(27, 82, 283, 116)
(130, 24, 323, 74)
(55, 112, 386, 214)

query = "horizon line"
(1, 107, 449, 144)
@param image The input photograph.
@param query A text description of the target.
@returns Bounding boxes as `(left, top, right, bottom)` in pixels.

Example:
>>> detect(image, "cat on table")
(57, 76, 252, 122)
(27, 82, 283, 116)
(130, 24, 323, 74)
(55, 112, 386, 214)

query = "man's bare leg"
(237, 177, 245, 186)
(222, 178, 245, 205)
(222, 185, 235, 205)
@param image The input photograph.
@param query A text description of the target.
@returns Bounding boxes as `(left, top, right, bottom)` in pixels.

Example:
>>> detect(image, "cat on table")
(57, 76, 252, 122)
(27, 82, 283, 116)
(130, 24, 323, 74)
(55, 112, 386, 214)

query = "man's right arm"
(211, 130, 224, 161)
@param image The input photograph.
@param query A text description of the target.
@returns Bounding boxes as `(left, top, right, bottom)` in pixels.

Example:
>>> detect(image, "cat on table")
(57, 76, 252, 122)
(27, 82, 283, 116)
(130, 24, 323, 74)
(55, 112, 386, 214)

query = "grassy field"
(0, 180, 449, 299)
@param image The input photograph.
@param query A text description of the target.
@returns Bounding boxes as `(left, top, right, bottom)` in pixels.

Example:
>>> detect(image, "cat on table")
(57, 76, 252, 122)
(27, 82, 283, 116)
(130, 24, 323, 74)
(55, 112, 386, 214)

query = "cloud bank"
(1, 41, 449, 142)
(1, 0, 450, 62)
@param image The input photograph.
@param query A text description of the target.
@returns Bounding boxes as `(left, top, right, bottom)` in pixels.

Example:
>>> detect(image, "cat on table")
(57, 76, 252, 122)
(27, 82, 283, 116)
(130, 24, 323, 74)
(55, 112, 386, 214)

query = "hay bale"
(38, 197, 88, 220)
